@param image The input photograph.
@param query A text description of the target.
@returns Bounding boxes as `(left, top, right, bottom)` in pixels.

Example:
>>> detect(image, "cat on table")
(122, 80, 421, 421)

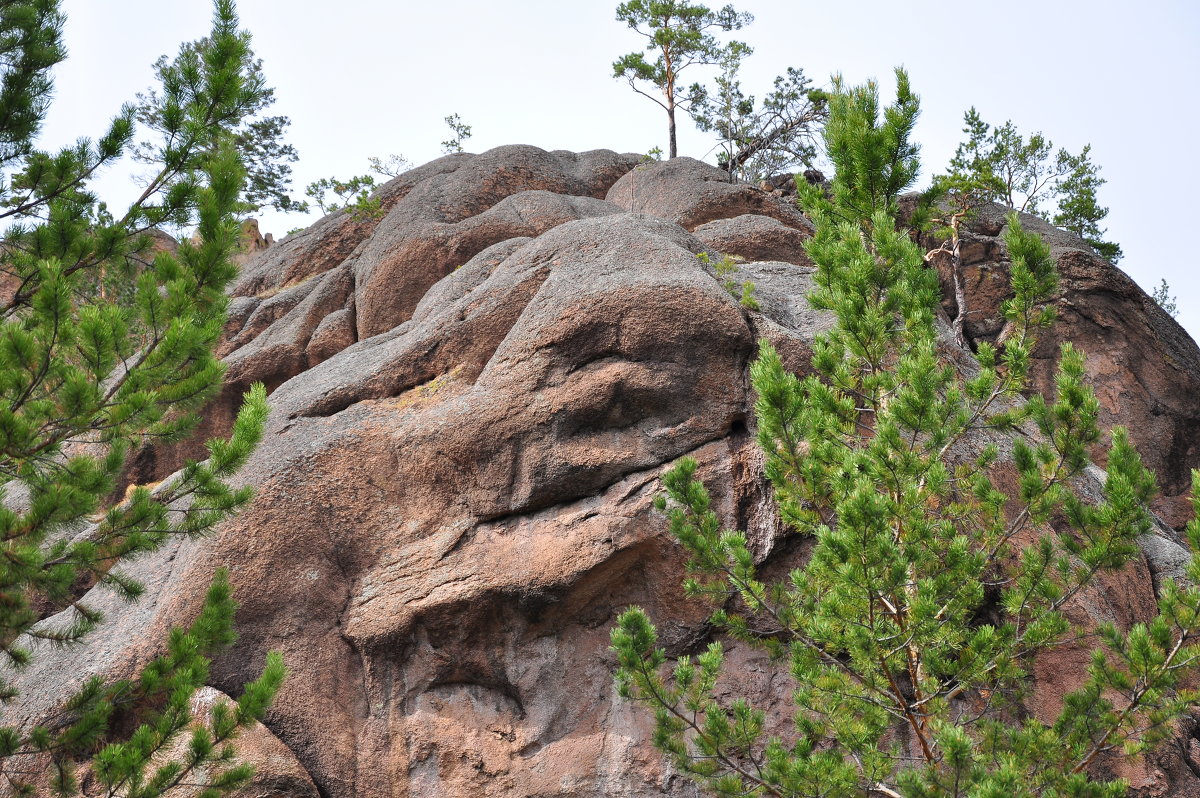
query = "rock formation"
(6, 147, 1200, 797)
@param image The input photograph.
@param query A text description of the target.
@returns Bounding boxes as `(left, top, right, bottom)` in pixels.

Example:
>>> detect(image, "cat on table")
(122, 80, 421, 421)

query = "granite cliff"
(7, 146, 1200, 797)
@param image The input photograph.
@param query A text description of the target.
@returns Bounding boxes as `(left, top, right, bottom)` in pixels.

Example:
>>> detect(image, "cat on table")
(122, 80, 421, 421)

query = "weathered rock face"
(924, 204, 1200, 528)
(7, 147, 1200, 796)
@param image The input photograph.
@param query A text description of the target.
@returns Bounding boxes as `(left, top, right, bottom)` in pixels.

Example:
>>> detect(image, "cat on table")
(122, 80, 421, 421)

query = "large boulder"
(606, 157, 811, 231)
(346, 147, 641, 339)
(222, 147, 640, 388)
(123, 147, 640, 488)
(693, 212, 814, 266)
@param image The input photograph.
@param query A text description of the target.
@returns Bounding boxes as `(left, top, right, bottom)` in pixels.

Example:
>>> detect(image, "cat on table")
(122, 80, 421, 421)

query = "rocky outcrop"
(6, 147, 1200, 796)
(232, 217, 274, 265)
(925, 204, 1200, 528)
(223, 148, 641, 388)
(123, 147, 642, 487)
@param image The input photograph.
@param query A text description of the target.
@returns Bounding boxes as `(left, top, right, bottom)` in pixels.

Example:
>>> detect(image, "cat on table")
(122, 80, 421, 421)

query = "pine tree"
(1152, 279, 1179, 319)
(303, 173, 378, 217)
(134, 36, 303, 214)
(0, 1, 283, 794)
(441, 113, 472, 155)
(612, 68, 1200, 797)
(690, 52, 827, 183)
(613, 0, 752, 159)
(924, 170, 1006, 350)
(688, 40, 754, 179)
(1051, 148, 1122, 263)
(367, 153, 411, 178)
(947, 108, 1122, 262)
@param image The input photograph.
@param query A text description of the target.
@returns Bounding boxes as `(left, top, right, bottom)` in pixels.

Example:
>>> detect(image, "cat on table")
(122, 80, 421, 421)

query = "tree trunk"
(664, 43, 677, 159)
(949, 223, 968, 349)
(668, 103, 677, 160)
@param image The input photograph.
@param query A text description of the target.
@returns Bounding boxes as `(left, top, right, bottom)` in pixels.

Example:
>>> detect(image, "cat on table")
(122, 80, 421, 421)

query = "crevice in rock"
(473, 429, 732, 526)
(293, 347, 447, 421)
(438, 524, 473, 561)
(1182, 735, 1200, 781)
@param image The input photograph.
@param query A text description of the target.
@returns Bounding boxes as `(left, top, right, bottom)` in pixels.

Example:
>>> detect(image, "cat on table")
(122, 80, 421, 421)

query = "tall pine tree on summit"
(613, 69, 1200, 797)
(613, 0, 752, 159)
(0, 1, 282, 794)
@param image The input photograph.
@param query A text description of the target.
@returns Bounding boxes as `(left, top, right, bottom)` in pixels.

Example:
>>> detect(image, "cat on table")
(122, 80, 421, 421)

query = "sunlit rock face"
(8, 146, 1200, 797)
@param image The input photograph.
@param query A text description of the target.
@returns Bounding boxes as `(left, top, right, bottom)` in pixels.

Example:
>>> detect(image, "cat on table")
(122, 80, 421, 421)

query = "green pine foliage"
(1050, 151, 1122, 263)
(1151, 279, 1179, 319)
(612, 69, 1200, 797)
(689, 46, 827, 184)
(613, 0, 752, 159)
(947, 108, 1122, 262)
(0, 1, 282, 794)
(441, 113, 473, 155)
(688, 40, 755, 179)
(134, 36, 303, 213)
(25, 571, 285, 798)
(303, 174, 381, 220)
(697, 252, 758, 309)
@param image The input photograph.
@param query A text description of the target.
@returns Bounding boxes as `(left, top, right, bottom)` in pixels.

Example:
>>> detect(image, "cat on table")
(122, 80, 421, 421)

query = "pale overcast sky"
(40, 0, 1200, 340)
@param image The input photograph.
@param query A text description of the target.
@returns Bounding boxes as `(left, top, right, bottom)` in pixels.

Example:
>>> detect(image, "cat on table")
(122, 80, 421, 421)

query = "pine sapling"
(613, 69, 1200, 798)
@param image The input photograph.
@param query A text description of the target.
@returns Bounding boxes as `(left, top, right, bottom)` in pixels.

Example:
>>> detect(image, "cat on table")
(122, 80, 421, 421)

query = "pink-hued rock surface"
(6, 147, 1200, 796)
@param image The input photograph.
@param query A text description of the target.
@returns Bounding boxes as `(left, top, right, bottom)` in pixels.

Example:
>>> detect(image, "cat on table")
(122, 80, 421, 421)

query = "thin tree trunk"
(949, 222, 968, 349)
(664, 42, 677, 159)
(925, 210, 971, 350)
(668, 104, 677, 159)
